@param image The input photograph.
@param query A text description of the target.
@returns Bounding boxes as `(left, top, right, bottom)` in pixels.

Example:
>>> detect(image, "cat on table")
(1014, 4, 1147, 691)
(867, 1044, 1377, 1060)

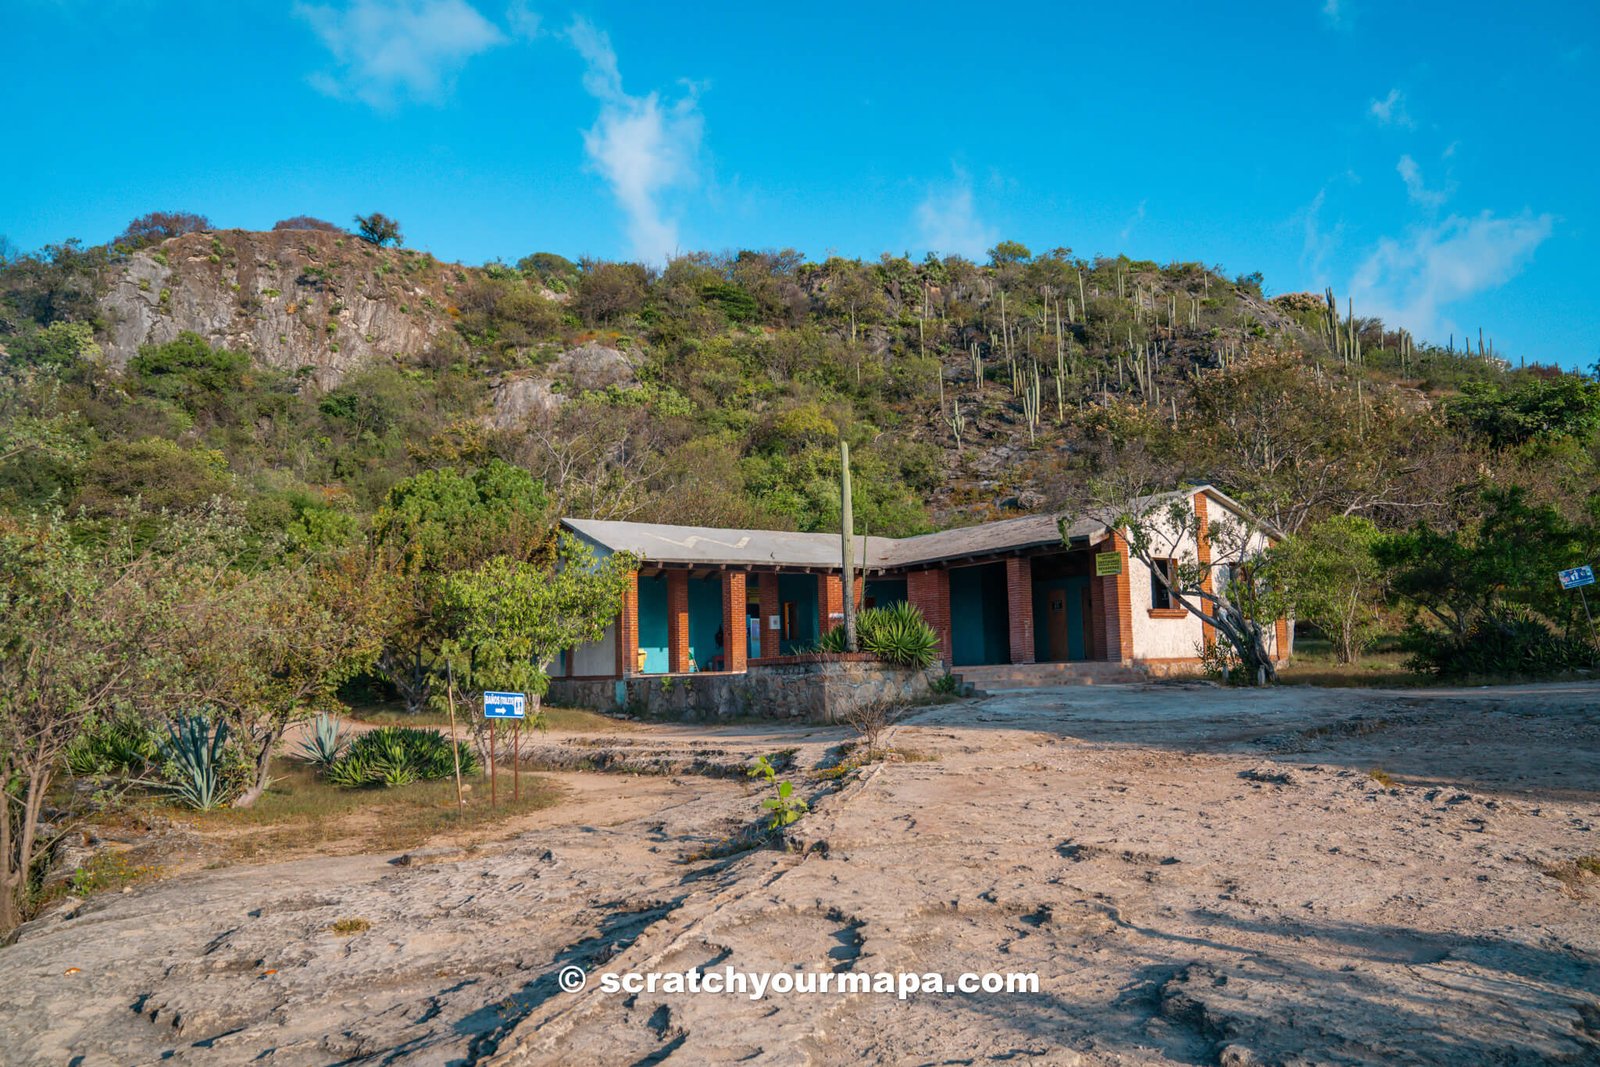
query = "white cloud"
(1299, 187, 1340, 282)
(1368, 88, 1414, 128)
(1322, 0, 1347, 27)
(296, 0, 505, 108)
(1396, 154, 1454, 208)
(914, 171, 997, 260)
(1119, 199, 1147, 242)
(505, 0, 541, 39)
(568, 18, 703, 264)
(1349, 210, 1553, 339)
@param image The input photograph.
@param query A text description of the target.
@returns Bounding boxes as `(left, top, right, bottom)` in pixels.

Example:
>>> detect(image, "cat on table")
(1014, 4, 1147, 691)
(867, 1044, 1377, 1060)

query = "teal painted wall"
(1033, 576, 1088, 662)
(864, 578, 907, 608)
(778, 573, 819, 654)
(637, 574, 669, 673)
(688, 575, 723, 670)
(950, 563, 1009, 666)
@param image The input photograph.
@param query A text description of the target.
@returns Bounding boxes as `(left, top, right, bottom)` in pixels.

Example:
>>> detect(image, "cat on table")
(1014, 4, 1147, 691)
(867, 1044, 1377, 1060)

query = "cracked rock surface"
(4, 682, 1599, 1065)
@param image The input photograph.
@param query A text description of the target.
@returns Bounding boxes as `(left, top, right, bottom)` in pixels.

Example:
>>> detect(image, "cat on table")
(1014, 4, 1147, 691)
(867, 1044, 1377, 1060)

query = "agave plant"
(325, 725, 477, 789)
(298, 712, 349, 769)
(159, 713, 231, 811)
(815, 603, 939, 669)
(859, 602, 939, 669)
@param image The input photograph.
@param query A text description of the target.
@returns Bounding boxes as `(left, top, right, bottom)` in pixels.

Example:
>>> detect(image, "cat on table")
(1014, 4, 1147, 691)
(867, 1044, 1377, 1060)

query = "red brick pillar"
(616, 569, 640, 676)
(757, 574, 780, 659)
(721, 570, 747, 673)
(1094, 537, 1133, 664)
(852, 575, 864, 609)
(907, 567, 952, 668)
(1005, 556, 1036, 664)
(1274, 617, 1290, 663)
(1194, 492, 1215, 648)
(819, 574, 844, 634)
(666, 570, 689, 673)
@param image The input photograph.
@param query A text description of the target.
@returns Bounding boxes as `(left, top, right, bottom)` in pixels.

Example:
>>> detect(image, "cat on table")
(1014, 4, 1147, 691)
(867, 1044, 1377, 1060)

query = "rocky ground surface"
(4, 682, 1599, 1066)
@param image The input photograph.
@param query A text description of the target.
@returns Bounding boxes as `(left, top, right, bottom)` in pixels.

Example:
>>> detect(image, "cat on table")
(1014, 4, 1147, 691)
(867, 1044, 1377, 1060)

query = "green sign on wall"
(1095, 552, 1123, 577)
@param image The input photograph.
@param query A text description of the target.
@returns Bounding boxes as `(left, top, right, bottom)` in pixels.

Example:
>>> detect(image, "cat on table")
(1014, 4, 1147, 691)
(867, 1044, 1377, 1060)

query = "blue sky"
(5, 1, 1596, 368)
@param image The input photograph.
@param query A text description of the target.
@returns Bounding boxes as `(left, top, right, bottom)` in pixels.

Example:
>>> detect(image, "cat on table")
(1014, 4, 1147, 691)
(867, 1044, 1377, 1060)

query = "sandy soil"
(3, 682, 1598, 1066)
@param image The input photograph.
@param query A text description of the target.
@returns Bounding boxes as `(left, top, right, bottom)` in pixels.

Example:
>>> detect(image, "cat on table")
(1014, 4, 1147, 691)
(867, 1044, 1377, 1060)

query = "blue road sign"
(1559, 565, 1595, 591)
(483, 691, 527, 719)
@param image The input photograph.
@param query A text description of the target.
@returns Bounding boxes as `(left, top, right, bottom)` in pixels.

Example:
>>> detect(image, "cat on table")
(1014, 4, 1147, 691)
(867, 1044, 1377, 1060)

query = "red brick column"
(907, 567, 952, 668)
(1194, 492, 1215, 649)
(819, 574, 844, 633)
(666, 570, 689, 673)
(1274, 617, 1290, 663)
(1095, 536, 1133, 663)
(721, 570, 747, 673)
(616, 569, 640, 676)
(1005, 556, 1035, 664)
(757, 574, 780, 659)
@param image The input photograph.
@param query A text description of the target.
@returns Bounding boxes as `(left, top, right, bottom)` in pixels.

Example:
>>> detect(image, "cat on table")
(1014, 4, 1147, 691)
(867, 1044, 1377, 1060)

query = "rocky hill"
(98, 229, 460, 386)
(1, 224, 1586, 541)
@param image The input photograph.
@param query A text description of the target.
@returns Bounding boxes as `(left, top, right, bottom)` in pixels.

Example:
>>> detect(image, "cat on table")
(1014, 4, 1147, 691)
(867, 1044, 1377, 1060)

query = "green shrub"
(66, 713, 159, 778)
(324, 726, 477, 789)
(818, 602, 940, 669)
(1402, 616, 1599, 678)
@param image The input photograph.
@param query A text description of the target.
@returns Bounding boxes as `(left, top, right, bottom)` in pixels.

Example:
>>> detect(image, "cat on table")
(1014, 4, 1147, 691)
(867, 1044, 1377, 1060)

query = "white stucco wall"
(1125, 490, 1285, 664)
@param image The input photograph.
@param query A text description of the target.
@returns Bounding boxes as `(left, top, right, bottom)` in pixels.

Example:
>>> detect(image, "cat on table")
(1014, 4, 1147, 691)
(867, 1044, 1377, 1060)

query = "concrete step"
(952, 662, 1146, 689)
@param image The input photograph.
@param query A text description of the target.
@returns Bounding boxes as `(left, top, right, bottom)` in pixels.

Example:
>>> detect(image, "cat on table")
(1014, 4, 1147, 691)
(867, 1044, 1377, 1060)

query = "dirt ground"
(3, 681, 1599, 1066)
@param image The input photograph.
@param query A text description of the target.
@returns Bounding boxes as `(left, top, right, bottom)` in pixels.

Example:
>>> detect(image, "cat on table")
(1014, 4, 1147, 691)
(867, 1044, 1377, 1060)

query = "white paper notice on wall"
(768, 615, 780, 629)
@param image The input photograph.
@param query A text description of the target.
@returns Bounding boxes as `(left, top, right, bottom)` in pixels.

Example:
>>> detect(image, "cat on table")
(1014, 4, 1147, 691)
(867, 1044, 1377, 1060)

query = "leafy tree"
(1375, 486, 1597, 637)
(369, 462, 551, 714)
(163, 547, 390, 807)
(3, 321, 99, 372)
(0, 239, 109, 329)
(116, 211, 211, 248)
(440, 535, 636, 720)
(272, 216, 343, 233)
(573, 259, 649, 325)
(353, 212, 404, 247)
(76, 438, 233, 516)
(128, 332, 251, 418)
(1445, 378, 1600, 448)
(988, 240, 1032, 266)
(0, 511, 213, 931)
(1268, 515, 1384, 663)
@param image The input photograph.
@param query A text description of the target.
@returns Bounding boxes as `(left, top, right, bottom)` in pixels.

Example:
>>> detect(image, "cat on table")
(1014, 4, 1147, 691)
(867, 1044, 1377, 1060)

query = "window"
(1151, 558, 1178, 610)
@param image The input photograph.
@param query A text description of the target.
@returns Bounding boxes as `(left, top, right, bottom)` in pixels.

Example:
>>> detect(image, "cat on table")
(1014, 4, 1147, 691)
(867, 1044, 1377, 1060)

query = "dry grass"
(329, 917, 372, 935)
(348, 702, 639, 734)
(1367, 767, 1397, 788)
(177, 764, 562, 862)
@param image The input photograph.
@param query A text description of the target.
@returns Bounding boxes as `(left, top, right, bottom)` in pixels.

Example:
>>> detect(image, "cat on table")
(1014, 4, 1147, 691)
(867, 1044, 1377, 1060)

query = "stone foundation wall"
(547, 659, 937, 723)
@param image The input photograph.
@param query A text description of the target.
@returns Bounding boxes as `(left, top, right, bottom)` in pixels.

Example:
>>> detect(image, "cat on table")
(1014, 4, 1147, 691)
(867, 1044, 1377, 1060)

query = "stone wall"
(547, 658, 936, 723)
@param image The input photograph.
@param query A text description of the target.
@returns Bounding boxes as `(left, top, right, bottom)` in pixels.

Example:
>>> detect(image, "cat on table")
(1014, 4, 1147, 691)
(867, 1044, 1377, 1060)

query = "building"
(554, 484, 1289, 684)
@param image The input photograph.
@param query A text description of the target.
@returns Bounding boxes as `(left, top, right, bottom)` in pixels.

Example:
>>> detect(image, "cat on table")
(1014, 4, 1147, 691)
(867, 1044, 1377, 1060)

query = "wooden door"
(1046, 588, 1070, 660)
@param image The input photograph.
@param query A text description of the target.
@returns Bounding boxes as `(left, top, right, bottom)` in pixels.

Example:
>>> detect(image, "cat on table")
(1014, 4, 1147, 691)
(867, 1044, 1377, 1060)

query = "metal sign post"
(1559, 566, 1597, 647)
(483, 692, 527, 810)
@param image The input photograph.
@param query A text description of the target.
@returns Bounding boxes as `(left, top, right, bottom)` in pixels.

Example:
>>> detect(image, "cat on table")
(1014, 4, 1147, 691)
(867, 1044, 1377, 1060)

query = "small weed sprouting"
(330, 917, 371, 935)
(748, 754, 808, 831)
(1368, 768, 1396, 788)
